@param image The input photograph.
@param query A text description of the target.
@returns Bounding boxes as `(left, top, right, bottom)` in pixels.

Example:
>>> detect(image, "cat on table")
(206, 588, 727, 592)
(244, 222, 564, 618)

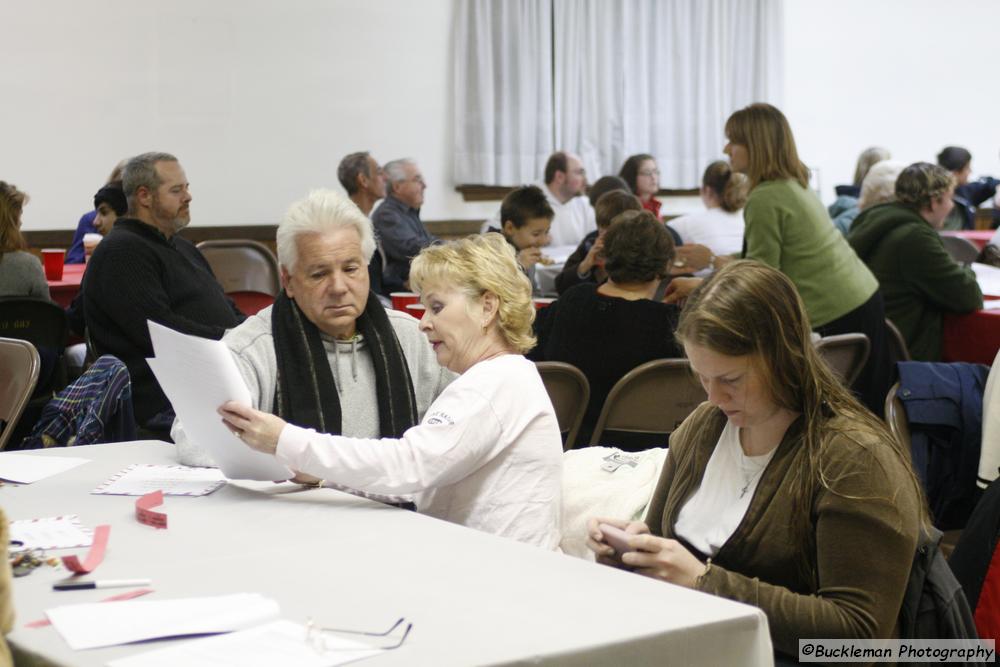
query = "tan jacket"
(647, 403, 920, 658)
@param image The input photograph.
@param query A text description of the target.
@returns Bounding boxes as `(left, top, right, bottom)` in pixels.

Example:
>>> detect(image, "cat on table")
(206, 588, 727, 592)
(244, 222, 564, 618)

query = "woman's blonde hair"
(676, 260, 929, 576)
(853, 147, 891, 187)
(724, 103, 810, 190)
(0, 182, 28, 253)
(409, 233, 536, 353)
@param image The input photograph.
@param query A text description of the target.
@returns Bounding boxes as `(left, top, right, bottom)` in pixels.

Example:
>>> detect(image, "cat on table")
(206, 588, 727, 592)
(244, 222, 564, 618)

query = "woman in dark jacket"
(848, 162, 983, 361)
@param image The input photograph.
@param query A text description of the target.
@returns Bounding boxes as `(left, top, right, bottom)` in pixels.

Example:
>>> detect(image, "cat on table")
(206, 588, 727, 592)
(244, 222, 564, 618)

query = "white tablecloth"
(6, 442, 773, 666)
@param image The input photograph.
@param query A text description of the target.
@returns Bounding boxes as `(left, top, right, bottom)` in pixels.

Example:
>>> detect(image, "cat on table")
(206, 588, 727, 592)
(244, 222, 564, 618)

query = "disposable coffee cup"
(83, 233, 102, 260)
(41, 249, 65, 281)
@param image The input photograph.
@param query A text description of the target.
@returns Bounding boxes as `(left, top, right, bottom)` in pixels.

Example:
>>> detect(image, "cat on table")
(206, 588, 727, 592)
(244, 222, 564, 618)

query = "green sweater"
(647, 403, 920, 658)
(848, 203, 983, 361)
(744, 179, 878, 327)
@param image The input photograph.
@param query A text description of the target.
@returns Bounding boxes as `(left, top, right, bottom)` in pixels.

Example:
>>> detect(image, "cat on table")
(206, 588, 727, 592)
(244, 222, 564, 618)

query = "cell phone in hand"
(599, 523, 636, 556)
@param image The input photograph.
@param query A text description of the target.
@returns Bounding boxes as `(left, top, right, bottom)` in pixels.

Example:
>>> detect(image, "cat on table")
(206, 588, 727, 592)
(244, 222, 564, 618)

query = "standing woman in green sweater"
(723, 103, 892, 415)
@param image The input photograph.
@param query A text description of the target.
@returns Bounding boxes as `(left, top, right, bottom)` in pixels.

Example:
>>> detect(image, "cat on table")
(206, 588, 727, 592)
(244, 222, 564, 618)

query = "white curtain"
(553, 0, 783, 187)
(453, 0, 555, 184)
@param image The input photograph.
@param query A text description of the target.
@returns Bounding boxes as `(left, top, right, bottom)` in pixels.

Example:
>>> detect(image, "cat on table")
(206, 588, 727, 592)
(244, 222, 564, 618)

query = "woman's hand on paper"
(218, 402, 286, 455)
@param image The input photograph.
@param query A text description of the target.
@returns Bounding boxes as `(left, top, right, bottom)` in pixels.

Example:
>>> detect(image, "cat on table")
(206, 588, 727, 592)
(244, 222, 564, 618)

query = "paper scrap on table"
(61, 524, 109, 574)
(107, 619, 383, 667)
(92, 464, 225, 497)
(146, 320, 293, 481)
(135, 490, 167, 529)
(973, 262, 1000, 298)
(46, 592, 280, 650)
(10, 515, 93, 550)
(0, 453, 89, 483)
(981, 298, 1000, 311)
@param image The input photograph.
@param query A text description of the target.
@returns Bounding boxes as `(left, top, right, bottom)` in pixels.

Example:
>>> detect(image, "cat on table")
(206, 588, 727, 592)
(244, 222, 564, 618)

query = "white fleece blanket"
(559, 446, 668, 559)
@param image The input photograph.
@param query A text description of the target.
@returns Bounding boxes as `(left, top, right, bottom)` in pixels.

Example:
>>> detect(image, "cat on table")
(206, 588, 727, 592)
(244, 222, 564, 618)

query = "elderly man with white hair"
(370, 158, 438, 295)
(174, 190, 452, 491)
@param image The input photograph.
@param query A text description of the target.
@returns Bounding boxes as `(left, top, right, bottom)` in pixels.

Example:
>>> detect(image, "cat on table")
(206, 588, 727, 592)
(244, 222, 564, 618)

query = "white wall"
(5, 0, 1000, 232)
(785, 0, 1000, 203)
(3, 0, 497, 231)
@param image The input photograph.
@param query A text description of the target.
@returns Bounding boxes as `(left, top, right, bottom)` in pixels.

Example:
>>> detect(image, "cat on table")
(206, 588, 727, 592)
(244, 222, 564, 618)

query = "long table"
(47, 263, 86, 309)
(6, 442, 774, 666)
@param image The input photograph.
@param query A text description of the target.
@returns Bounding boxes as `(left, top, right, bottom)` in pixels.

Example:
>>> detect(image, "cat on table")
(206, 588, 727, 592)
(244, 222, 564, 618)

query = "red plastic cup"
(533, 297, 556, 309)
(41, 249, 65, 281)
(404, 303, 426, 319)
(391, 292, 420, 311)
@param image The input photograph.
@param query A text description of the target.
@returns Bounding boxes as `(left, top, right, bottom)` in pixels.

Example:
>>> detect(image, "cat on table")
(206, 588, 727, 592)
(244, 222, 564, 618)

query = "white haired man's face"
(281, 227, 370, 340)
(392, 163, 426, 209)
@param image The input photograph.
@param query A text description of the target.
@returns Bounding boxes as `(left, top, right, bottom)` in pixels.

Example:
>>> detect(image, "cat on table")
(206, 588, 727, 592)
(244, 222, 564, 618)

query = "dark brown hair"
(618, 153, 655, 195)
(500, 185, 554, 228)
(601, 210, 674, 284)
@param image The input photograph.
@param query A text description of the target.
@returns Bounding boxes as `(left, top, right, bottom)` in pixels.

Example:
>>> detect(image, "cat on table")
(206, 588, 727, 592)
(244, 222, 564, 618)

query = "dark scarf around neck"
(271, 290, 419, 438)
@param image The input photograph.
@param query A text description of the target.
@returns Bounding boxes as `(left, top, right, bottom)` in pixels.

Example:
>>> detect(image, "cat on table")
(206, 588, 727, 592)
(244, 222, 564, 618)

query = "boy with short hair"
(488, 185, 554, 295)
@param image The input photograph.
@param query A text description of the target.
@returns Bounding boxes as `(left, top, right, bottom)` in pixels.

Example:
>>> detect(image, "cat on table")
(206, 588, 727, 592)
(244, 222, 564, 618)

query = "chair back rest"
(535, 362, 590, 451)
(815, 333, 870, 387)
(0, 338, 40, 450)
(884, 382, 912, 461)
(885, 318, 911, 363)
(940, 235, 980, 266)
(589, 358, 706, 447)
(0, 297, 69, 349)
(196, 240, 280, 297)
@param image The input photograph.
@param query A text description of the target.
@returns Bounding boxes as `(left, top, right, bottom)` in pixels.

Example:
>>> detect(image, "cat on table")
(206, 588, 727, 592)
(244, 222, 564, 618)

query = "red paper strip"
(25, 588, 153, 628)
(135, 490, 167, 529)
(61, 524, 110, 574)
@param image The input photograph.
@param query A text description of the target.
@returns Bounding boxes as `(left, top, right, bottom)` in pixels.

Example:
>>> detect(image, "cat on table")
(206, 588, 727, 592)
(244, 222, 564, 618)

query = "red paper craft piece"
(25, 588, 153, 628)
(61, 524, 110, 574)
(136, 490, 167, 529)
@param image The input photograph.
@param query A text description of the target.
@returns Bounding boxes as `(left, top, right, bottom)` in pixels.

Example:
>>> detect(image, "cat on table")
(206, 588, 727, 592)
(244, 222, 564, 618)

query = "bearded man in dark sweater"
(82, 152, 244, 433)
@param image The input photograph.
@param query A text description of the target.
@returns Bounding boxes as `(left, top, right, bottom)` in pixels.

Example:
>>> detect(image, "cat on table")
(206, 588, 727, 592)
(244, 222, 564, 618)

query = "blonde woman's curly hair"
(409, 233, 536, 353)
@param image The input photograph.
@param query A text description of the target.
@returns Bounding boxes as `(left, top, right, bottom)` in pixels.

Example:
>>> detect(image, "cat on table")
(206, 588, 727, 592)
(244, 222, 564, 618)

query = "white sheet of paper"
(0, 453, 89, 484)
(9, 515, 93, 550)
(981, 299, 1000, 311)
(973, 262, 1000, 298)
(92, 464, 226, 496)
(46, 593, 280, 650)
(146, 321, 292, 481)
(107, 619, 383, 667)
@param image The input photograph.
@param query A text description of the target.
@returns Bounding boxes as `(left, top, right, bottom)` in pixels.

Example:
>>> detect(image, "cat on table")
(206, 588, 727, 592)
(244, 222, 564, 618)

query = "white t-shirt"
(276, 354, 563, 549)
(667, 207, 745, 275)
(673, 420, 776, 557)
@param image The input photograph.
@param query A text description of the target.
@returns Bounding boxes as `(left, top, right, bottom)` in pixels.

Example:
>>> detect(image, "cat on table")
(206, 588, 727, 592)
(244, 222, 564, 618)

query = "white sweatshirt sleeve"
(274, 379, 504, 495)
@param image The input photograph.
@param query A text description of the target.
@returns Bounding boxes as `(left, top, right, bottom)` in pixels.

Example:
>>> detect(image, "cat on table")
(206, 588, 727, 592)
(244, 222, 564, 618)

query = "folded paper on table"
(136, 490, 167, 529)
(92, 464, 225, 496)
(0, 453, 89, 483)
(10, 515, 93, 550)
(46, 592, 280, 650)
(146, 321, 292, 481)
(25, 589, 153, 629)
(106, 619, 383, 667)
(61, 524, 109, 574)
